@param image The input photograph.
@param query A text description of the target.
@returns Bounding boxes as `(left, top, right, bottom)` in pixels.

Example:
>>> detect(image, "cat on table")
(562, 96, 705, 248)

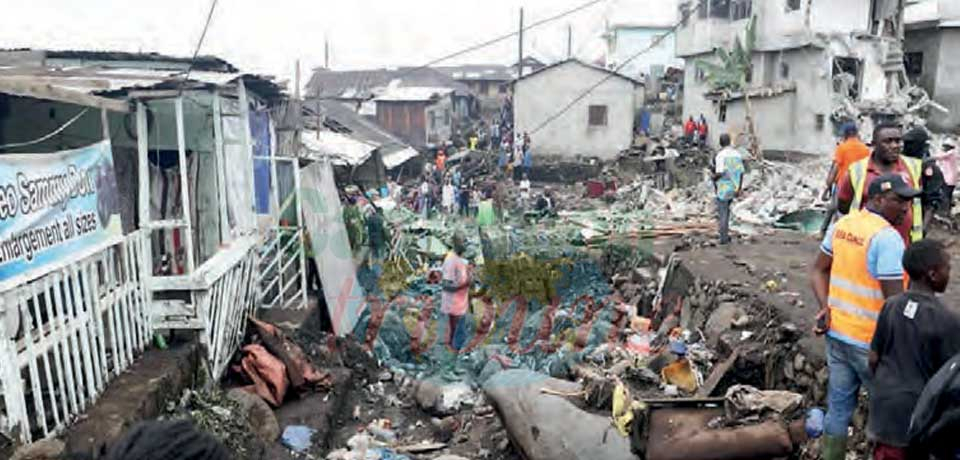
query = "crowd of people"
(708, 121, 960, 459)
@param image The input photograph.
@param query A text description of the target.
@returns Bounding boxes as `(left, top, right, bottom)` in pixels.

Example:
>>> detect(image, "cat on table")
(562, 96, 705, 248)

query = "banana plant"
(695, 16, 762, 161)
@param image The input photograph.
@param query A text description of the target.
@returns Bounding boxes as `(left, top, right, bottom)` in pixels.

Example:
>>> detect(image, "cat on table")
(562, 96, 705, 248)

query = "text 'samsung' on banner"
(0, 141, 123, 290)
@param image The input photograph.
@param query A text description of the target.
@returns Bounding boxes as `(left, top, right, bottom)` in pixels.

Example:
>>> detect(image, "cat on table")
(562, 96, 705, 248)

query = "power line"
(179, 0, 220, 94)
(529, 2, 702, 135)
(346, 0, 607, 86)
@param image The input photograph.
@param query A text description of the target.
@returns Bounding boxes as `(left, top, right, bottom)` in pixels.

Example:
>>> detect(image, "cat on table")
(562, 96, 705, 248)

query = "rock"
(415, 379, 477, 416)
(12, 439, 65, 460)
(483, 369, 634, 460)
(434, 456, 471, 460)
(705, 303, 747, 347)
(227, 388, 280, 443)
(793, 353, 807, 373)
(498, 437, 511, 451)
(378, 370, 393, 382)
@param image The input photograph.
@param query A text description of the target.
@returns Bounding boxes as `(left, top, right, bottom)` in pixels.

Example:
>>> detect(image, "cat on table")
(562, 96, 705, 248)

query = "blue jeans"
(716, 198, 732, 243)
(825, 337, 872, 437)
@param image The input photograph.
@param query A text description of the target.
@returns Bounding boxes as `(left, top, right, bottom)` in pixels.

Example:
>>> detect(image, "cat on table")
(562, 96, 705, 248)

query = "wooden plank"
(105, 252, 122, 375)
(67, 265, 96, 404)
(147, 235, 258, 291)
(83, 260, 106, 392)
(0, 78, 130, 113)
(41, 278, 71, 427)
(17, 290, 48, 436)
(30, 282, 62, 432)
(51, 273, 80, 416)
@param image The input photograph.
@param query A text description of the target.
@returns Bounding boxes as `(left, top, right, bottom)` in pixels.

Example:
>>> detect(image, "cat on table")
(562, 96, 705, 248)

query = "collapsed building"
(678, 0, 913, 156)
(904, 0, 960, 132)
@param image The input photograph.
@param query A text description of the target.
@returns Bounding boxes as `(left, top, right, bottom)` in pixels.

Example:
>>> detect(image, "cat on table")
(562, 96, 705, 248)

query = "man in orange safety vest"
(809, 173, 919, 460)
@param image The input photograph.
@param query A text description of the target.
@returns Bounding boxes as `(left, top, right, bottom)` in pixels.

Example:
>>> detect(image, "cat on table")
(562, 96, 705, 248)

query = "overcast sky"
(0, 0, 672, 88)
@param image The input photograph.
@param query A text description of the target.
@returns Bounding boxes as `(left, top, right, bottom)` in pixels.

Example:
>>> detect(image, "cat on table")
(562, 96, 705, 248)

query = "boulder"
(483, 369, 634, 460)
(227, 388, 280, 443)
(705, 303, 747, 347)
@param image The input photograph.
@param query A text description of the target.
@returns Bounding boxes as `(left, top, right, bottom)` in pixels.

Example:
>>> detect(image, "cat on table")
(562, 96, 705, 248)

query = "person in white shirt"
(518, 174, 531, 210)
(442, 179, 455, 214)
(712, 133, 745, 244)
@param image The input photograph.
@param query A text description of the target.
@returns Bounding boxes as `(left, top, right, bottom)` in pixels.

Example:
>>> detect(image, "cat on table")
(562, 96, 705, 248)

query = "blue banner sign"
(0, 141, 123, 289)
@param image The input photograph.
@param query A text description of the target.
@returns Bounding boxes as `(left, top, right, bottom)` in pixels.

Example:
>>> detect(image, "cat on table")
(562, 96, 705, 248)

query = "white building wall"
(608, 27, 684, 79)
(514, 61, 638, 161)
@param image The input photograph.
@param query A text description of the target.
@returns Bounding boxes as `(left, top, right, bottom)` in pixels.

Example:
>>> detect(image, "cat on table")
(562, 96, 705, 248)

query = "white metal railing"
(196, 246, 259, 380)
(256, 227, 307, 311)
(0, 230, 150, 443)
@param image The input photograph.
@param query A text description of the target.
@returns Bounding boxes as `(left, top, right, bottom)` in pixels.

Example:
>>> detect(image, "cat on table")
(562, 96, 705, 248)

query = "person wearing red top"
(838, 124, 920, 245)
(684, 116, 696, 144)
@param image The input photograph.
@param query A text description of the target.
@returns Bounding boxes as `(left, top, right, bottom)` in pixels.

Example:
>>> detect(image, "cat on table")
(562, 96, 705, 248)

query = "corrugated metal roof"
(306, 66, 471, 100)
(300, 130, 376, 166)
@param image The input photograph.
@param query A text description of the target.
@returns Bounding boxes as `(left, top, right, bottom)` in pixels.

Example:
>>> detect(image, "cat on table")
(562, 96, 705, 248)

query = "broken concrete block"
(415, 378, 477, 416)
(11, 439, 65, 460)
(227, 388, 280, 443)
(705, 303, 747, 347)
(483, 369, 634, 460)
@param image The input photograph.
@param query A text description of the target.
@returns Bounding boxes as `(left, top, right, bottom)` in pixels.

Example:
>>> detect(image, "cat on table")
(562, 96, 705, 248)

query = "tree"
(696, 16, 761, 161)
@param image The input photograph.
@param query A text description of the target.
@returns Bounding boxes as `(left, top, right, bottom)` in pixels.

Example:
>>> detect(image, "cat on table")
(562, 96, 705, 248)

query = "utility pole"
(324, 37, 330, 69)
(567, 24, 573, 58)
(518, 8, 525, 78)
(294, 59, 301, 101)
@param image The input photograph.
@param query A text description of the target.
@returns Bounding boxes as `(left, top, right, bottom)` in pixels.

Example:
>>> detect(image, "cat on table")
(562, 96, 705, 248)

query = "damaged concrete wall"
(682, 47, 835, 155)
(514, 61, 637, 160)
(906, 27, 960, 132)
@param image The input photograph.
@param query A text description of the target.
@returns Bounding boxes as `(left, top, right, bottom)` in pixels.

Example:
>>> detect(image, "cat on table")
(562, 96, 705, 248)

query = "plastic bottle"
(805, 407, 825, 439)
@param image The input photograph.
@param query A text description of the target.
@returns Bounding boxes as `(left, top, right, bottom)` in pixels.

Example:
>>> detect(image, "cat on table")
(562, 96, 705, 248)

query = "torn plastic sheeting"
(281, 425, 316, 453)
(724, 385, 804, 420)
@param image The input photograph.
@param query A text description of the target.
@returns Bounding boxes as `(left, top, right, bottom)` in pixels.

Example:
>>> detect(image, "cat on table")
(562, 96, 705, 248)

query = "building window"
(588, 105, 608, 126)
(833, 57, 862, 100)
(815, 114, 826, 131)
(444, 109, 451, 125)
(708, 0, 731, 19)
(905, 52, 924, 77)
(696, 67, 707, 82)
(781, 61, 790, 79)
(732, 0, 752, 20)
(786, 0, 801, 11)
(480, 81, 490, 95)
(499, 83, 508, 94)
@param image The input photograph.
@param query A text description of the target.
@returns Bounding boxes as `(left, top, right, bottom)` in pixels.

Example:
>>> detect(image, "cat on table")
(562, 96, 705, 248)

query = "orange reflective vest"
(828, 209, 893, 348)
(848, 156, 923, 242)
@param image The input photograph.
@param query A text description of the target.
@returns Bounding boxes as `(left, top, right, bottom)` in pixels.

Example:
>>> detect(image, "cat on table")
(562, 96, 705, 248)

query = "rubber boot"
(821, 434, 847, 460)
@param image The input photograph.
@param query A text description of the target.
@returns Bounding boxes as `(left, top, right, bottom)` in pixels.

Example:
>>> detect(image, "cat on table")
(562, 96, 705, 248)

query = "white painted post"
(238, 79, 257, 234)
(40, 278, 70, 425)
(50, 273, 80, 415)
(16, 290, 48, 437)
(175, 98, 197, 274)
(212, 91, 230, 245)
(294, 161, 308, 310)
(0, 294, 29, 442)
(136, 102, 154, 282)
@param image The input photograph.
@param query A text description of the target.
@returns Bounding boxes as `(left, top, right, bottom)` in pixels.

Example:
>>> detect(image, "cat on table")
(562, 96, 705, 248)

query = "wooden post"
(175, 97, 197, 273)
(212, 91, 230, 244)
(294, 160, 308, 310)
